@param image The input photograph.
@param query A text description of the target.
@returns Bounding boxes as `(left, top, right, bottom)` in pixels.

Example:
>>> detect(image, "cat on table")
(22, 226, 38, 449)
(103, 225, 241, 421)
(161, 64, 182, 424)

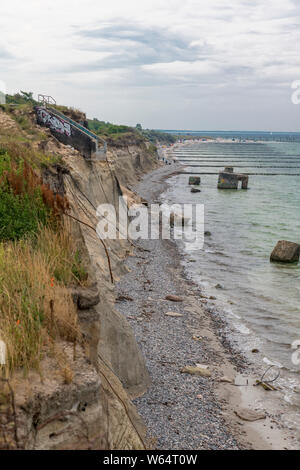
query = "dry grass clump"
(0, 225, 84, 375)
(0, 141, 59, 168)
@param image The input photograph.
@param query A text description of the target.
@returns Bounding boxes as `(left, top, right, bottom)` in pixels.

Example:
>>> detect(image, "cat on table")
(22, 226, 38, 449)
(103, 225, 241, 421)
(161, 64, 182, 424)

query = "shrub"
(0, 156, 70, 241)
(88, 118, 132, 136)
(0, 188, 48, 241)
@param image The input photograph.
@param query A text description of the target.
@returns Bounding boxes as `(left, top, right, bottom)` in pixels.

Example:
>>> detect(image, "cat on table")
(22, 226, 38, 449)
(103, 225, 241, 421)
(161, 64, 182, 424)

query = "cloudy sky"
(0, 0, 300, 130)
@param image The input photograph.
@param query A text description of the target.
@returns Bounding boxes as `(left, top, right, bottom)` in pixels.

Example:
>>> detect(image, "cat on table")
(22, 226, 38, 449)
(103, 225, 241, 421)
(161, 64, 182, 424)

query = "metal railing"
(48, 106, 107, 155)
(38, 94, 57, 107)
(37, 94, 107, 158)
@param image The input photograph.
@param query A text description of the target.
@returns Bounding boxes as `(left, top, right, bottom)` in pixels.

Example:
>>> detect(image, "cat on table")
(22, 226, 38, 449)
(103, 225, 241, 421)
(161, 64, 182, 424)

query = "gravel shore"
(116, 164, 241, 450)
(115, 163, 298, 450)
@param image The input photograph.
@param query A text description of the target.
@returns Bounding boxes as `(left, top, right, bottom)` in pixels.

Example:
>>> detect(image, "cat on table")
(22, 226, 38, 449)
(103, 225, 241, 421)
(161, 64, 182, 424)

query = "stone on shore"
(189, 176, 201, 185)
(270, 240, 300, 263)
(72, 285, 100, 310)
(165, 311, 183, 317)
(181, 366, 211, 378)
(234, 409, 266, 422)
(219, 376, 233, 384)
(165, 295, 183, 302)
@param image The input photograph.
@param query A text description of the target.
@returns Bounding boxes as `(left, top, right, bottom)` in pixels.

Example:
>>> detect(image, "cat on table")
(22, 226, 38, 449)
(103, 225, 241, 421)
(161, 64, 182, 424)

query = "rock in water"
(189, 176, 201, 185)
(270, 240, 300, 263)
(191, 187, 201, 193)
(215, 283, 224, 289)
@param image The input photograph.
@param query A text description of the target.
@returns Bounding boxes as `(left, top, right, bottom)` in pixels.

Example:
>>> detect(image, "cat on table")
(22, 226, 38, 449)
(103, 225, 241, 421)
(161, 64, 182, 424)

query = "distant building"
(0, 91, 5, 105)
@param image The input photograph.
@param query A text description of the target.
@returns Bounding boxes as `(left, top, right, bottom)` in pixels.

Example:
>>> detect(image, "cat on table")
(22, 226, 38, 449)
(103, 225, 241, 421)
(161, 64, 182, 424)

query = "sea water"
(161, 141, 300, 410)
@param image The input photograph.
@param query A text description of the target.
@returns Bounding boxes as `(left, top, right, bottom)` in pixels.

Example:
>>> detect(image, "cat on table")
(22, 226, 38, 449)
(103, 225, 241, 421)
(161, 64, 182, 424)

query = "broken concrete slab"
(218, 167, 248, 189)
(189, 176, 201, 185)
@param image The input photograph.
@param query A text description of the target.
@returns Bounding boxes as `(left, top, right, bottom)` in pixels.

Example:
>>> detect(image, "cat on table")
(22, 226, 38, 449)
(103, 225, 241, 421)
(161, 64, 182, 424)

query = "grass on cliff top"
(0, 104, 61, 169)
(0, 146, 87, 376)
(0, 141, 61, 169)
(0, 224, 87, 375)
(88, 118, 133, 136)
(0, 103, 49, 142)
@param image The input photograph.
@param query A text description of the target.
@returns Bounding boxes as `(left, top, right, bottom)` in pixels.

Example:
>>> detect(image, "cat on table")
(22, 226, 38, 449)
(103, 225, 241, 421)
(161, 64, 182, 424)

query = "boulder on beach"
(234, 408, 266, 422)
(270, 240, 300, 263)
(189, 176, 201, 185)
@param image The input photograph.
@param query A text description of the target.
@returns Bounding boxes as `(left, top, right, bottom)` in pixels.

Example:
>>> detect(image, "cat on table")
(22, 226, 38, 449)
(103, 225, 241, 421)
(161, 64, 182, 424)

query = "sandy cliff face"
(4, 131, 160, 450)
(62, 146, 153, 398)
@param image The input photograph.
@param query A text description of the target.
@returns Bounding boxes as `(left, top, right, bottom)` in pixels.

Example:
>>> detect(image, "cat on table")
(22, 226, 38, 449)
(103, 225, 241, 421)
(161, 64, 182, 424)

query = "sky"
(0, 0, 300, 131)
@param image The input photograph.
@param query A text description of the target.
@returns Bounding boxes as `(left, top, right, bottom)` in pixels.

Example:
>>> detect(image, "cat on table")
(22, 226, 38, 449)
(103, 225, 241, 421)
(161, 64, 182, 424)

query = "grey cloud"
(66, 21, 210, 73)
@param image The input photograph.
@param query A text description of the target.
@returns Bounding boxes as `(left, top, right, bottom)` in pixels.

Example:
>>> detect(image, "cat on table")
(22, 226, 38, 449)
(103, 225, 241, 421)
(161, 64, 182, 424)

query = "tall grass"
(0, 226, 85, 375)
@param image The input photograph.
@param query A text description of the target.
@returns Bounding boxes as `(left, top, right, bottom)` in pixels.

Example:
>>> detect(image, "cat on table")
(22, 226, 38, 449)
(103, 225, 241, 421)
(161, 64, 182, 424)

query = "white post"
(0, 340, 6, 365)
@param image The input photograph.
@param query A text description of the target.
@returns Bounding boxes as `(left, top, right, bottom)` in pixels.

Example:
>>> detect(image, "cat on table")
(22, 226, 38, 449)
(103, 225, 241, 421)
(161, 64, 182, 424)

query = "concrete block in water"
(270, 240, 300, 263)
(218, 168, 248, 189)
(189, 176, 201, 185)
(224, 167, 234, 173)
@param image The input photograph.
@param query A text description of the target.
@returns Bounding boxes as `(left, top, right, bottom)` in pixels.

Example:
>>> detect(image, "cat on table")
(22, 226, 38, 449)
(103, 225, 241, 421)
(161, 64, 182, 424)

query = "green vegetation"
(88, 118, 132, 136)
(135, 124, 177, 144)
(0, 188, 48, 241)
(0, 102, 87, 376)
(5, 91, 37, 106)
(0, 154, 49, 241)
(87, 119, 177, 146)
(0, 97, 92, 449)
(0, 141, 61, 169)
